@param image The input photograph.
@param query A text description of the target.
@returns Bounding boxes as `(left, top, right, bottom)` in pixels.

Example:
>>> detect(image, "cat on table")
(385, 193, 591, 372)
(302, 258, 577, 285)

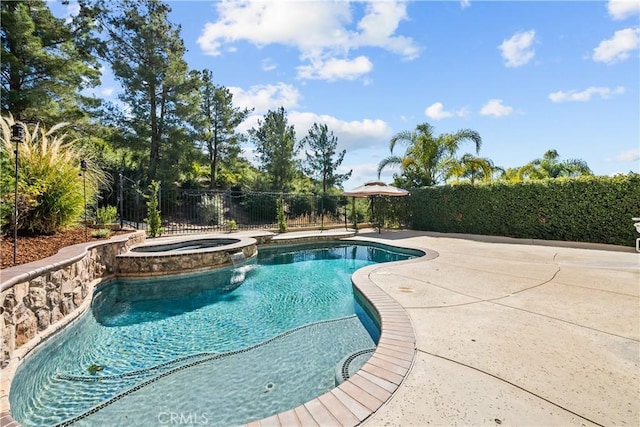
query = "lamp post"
(11, 123, 24, 265)
(80, 159, 87, 240)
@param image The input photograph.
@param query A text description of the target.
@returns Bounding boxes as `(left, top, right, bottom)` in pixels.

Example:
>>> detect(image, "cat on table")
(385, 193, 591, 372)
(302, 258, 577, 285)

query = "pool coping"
(245, 239, 438, 427)
(1, 229, 433, 427)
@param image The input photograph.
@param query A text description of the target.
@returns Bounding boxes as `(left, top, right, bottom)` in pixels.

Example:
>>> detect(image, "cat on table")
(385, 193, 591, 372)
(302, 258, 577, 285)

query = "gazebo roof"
(343, 180, 409, 197)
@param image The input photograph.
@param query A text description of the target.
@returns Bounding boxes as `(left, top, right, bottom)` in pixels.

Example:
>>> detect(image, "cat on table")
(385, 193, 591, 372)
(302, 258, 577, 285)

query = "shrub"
(0, 115, 108, 235)
(91, 228, 110, 238)
(287, 194, 313, 217)
(96, 205, 118, 226)
(198, 194, 224, 226)
(316, 193, 339, 216)
(145, 180, 164, 237)
(242, 192, 277, 223)
(374, 196, 410, 229)
(408, 174, 640, 247)
(276, 195, 287, 233)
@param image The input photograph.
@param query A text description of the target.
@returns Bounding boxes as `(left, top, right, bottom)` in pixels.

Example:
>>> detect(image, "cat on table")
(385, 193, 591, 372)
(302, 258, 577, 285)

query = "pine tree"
(1, 0, 101, 125)
(249, 107, 299, 192)
(302, 123, 352, 192)
(198, 70, 252, 189)
(93, 0, 200, 184)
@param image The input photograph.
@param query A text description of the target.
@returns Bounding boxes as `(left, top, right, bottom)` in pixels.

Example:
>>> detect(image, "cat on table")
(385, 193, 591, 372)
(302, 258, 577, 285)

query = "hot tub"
(116, 235, 261, 277)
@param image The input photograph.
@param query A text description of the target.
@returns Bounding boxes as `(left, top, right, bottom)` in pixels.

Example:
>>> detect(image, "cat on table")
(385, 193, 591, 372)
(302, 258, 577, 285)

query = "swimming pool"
(10, 242, 420, 426)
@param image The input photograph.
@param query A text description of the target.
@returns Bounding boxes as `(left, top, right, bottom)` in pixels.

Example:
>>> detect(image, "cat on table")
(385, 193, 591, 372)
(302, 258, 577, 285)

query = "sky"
(54, 0, 640, 190)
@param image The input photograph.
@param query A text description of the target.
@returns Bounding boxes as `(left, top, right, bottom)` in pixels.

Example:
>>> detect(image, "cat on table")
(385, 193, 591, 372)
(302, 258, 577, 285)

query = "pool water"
(130, 239, 240, 253)
(10, 242, 419, 427)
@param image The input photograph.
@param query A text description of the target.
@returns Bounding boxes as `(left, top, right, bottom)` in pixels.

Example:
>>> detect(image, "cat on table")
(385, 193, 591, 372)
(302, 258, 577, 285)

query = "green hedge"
(408, 174, 640, 247)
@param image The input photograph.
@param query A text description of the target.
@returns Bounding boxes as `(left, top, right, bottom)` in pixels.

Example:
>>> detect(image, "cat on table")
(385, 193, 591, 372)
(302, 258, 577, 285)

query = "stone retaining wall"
(0, 231, 145, 370)
(115, 242, 258, 277)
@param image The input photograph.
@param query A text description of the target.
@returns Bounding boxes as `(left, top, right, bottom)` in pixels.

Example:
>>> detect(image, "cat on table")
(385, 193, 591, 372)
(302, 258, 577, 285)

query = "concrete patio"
(340, 229, 639, 426)
(2, 228, 637, 426)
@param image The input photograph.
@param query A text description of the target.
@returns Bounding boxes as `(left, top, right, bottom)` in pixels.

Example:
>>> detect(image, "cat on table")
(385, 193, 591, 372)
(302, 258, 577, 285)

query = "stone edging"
(1, 231, 432, 426)
(0, 231, 146, 417)
(115, 235, 260, 277)
(244, 245, 439, 427)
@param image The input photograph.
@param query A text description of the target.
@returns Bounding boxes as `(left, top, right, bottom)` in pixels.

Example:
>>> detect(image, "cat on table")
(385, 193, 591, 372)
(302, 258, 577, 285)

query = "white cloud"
(63, 1, 80, 24)
(343, 160, 395, 188)
(606, 148, 640, 162)
(296, 56, 373, 81)
(100, 87, 115, 97)
(480, 99, 514, 117)
(461, 0, 471, 9)
(548, 86, 626, 102)
(289, 111, 392, 152)
(608, 0, 640, 20)
(425, 102, 453, 120)
(499, 30, 536, 67)
(237, 108, 391, 153)
(228, 83, 302, 114)
(592, 27, 640, 63)
(261, 58, 277, 72)
(236, 115, 261, 137)
(424, 102, 468, 120)
(196, 0, 419, 81)
(239, 110, 391, 154)
(197, 1, 351, 56)
(350, 1, 420, 60)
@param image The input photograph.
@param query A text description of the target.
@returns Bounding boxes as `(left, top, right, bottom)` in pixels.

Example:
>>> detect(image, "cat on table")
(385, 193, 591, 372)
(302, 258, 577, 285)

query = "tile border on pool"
(2, 231, 435, 427)
(245, 247, 436, 427)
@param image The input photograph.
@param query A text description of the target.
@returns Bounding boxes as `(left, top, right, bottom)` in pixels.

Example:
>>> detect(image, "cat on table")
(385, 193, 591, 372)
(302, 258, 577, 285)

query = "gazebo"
(343, 180, 409, 232)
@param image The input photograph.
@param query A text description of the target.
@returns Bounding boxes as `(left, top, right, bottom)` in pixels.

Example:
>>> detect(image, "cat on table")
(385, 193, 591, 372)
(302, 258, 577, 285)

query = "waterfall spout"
(229, 251, 246, 265)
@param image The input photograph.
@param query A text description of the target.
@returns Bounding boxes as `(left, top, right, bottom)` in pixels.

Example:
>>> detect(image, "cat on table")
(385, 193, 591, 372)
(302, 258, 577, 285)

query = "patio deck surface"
(341, 229, 639, 426)
(2, 228, 638, 426)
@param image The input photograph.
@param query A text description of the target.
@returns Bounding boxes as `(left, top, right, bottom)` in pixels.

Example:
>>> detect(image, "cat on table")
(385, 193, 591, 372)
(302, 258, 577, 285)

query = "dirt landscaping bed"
(1, 227, 133, 269)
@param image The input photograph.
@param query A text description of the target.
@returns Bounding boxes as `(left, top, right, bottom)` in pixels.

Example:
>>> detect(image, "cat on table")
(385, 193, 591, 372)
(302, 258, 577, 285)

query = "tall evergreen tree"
(301, 123, 352, 192)
(1, 0, 101, 125)
(198, 70, 252, 189)
(91, 0, 200, 184)
(248, 107, 299, 192)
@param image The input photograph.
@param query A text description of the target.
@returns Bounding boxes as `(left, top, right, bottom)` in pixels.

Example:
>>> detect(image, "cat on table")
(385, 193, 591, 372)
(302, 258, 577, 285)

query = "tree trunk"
(149, 84, 159, 182)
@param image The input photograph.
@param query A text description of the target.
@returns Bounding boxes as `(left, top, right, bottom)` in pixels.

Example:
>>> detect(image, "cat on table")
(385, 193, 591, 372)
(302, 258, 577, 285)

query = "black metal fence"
(155, 190, 351, 234)
(97, 176, 410, 234)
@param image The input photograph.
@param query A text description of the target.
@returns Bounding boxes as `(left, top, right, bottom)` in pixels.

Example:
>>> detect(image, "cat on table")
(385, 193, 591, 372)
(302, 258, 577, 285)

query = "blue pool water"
(10, 242, 420, 427)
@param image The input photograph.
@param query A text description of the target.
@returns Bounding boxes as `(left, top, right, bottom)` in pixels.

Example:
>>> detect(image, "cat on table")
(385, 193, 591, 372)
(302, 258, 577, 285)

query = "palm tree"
(377, 123, 482, 187)
(517, 149, 592, 180)
(444, 153, 496, 184)
(498, 167, 523, 182)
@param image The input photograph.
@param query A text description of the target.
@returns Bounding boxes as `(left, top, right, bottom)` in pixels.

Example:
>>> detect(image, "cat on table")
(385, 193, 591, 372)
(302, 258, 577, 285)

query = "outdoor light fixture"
(80, 159, 88, 240)
(11, 124, 24, 264)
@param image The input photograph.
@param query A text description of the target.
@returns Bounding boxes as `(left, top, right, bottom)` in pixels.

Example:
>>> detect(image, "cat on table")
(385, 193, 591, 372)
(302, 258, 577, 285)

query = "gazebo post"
(342, 180, 409, 234)
(352, 196, 357, 231)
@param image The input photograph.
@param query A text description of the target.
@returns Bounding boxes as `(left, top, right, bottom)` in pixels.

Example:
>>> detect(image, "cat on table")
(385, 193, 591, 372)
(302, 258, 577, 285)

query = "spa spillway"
(116, 235, 260, 277)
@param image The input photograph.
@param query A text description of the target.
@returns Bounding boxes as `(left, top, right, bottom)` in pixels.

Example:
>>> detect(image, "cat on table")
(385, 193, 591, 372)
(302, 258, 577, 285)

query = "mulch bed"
(1, 227, 133, 270)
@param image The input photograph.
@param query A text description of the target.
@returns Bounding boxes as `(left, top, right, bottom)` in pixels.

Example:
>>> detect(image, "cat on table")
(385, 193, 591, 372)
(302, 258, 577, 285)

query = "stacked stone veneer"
(0, 229, 347, 423)
(0, 231, 145, 370)
(115, 242, 258, 277)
